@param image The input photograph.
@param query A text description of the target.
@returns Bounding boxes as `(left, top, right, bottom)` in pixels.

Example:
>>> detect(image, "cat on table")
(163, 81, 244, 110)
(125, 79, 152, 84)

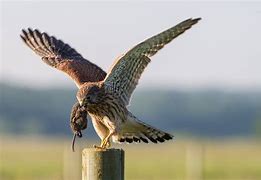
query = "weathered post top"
(82, 148, 125, 180)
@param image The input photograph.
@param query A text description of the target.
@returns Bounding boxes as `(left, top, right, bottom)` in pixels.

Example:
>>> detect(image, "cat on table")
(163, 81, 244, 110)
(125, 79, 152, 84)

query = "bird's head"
(76, 83, 102, 108)
(70, 102, 88, 152)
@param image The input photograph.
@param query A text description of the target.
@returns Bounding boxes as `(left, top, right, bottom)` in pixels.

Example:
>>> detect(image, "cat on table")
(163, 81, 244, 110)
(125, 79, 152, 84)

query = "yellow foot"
(106, 141, 111, 148)
(93, 144, 106, 149)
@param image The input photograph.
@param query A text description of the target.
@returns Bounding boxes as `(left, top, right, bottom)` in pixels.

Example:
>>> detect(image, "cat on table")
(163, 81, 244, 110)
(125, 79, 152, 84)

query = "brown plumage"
(21, 28, 107, 150)
(20, 28, 106, 87)
(21, 18, 201, 149)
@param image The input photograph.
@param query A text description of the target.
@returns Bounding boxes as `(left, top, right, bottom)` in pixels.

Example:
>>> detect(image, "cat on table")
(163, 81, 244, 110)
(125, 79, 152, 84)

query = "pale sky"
(1, 1, 261, 90)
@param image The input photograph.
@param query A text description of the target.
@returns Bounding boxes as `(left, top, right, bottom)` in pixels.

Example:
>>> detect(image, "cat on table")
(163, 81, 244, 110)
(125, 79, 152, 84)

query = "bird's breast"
(87, 96, 127, 124)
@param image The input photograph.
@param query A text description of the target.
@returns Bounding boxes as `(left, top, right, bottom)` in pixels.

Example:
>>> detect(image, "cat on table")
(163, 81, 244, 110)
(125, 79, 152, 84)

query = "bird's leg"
(93, 141, 110, 149)
(94, 132, 113, 149)
(93, 139, 105, 149)
(102, 131, 114, 148)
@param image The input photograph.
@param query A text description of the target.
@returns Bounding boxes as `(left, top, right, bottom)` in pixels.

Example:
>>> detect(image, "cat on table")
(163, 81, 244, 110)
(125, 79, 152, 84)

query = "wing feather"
(21, 28, 106, 87)
(104, 18, 201, 105)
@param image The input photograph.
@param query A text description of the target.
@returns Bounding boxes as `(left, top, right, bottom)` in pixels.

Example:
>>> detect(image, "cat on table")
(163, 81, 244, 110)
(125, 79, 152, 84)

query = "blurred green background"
(0, 84, 261, 180)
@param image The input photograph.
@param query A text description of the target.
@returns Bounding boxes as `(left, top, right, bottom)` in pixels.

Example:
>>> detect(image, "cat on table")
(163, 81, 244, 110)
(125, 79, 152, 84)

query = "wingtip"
(28, 28, 34, 35)
(180, 17, 202, 27)
(194, 17, 202, 21)
(190, 17, 202, 24)
(21, 29, 27, 36)
(33, 29, 42, 36)
(42, 32, 49, 39)
(21, 28, 33, 38)
(20, 34, 26, 42)
(21, 28, 41, 35)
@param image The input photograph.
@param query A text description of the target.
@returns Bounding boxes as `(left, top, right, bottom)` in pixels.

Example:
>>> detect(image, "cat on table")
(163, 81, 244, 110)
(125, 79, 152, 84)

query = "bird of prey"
(21, 17, 201, 149)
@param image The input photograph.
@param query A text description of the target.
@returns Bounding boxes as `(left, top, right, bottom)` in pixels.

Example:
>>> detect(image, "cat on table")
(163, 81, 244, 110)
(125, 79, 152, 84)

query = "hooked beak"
(79, 100, 83, 106)
(79, 100, 88, 108)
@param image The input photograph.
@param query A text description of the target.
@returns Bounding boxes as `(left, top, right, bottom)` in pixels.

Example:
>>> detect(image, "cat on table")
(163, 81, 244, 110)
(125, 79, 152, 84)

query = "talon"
(106, 141, 111, 148)
(93, 144, 105, 149)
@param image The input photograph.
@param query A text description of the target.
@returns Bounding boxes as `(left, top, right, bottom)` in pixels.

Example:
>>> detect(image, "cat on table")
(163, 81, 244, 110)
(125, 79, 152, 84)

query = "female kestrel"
(21, 18, 201, 149)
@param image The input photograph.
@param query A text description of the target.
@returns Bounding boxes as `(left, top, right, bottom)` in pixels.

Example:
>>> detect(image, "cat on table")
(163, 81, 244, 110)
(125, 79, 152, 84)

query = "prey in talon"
(70, 102, 88, 152)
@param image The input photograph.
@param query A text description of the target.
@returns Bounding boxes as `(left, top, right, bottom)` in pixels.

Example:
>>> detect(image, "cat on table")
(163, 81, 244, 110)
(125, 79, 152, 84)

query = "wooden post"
(82, 148, 124, 180)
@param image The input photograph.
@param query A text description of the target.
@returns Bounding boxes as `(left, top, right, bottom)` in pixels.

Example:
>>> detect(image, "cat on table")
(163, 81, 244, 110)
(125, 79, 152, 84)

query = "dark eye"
(86, 95, 91, 100)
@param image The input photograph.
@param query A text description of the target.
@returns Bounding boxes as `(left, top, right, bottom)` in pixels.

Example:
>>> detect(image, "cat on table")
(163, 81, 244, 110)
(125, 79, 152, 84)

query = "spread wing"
(104, 18, 201, 105)
(20, 28, 106, 88)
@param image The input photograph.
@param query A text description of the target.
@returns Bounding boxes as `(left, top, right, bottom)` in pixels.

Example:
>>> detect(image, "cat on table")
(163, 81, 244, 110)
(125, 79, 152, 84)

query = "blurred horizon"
(1, 82, 261, 138)
(2, 79, 261, 92)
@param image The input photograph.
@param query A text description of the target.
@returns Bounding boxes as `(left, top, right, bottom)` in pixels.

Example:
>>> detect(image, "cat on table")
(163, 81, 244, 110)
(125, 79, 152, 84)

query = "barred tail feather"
(113, 112, 174, 144)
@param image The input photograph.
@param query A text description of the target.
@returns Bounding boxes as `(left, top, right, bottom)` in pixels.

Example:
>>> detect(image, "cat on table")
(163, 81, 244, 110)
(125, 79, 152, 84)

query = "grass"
(0, 136, 261, 180)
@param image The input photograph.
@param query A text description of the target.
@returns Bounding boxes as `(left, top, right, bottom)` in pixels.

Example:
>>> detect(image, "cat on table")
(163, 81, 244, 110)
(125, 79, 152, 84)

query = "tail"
(113, 112, 173, 144)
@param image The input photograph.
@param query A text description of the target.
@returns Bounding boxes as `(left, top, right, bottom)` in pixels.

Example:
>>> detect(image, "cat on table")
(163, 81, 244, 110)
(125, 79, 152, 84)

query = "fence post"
(82, 148, 124, 180)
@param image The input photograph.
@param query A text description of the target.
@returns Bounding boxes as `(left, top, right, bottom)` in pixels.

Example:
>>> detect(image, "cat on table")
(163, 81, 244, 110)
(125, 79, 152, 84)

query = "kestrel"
(21, 18, 201, 149)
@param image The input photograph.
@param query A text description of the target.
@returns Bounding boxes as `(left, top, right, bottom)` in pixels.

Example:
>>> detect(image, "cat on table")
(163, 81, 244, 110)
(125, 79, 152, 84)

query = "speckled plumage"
(21, 18, 201, 149)
(104, 18, 201, 105)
